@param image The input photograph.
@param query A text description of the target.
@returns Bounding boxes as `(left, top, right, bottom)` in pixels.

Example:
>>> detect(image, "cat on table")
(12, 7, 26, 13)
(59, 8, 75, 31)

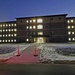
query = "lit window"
(11, 34, 13, 37)
(26, 26, 28, 29)
(0, 40, 2, 42)
(26, 20, 29, 23)
(30, 26, 32, 29)
(68, 26, 70, 29)
(33, 26, 36, 29)
(14, 34, 17, 36)
(68, 32, 71, 35)
(14, 29, 17, 31)
(72, 32, 74, 34)
(0, 25, 2, 27)
(0, 30, 2, 32)
(34, 38, 36, 42)
(6, 24, 8, 26)
(3, 24, 5, 27)
(38, 32, 43, 35)
(67, 20, 70, 23)
(26, 38, 29, 42)
(72, 26, 74, 28)
(9, 24, 11, 26)
(6, 29, 8, 32)
(8, 40, 10, 42)
(69, 38, 71, 41)
(14, 39, 16, 42)
(33, 19, 36, 22)
(12, 24, 13, 26)
(5, 40, 7, 42)
(30, 20, 32, 23)
(9, 29, 11, 32)
(12, 29, 13, 31)
(8, 34, 11, 37)
(71, 20, 74, 23)
(3, 40, 4, 42)
(6, 34, 7, 37)
(11, 40, 13, 42)
(0, 35, 2, 37)
(37, 19, 43, 23)
(14, 24, 16, 26)
(3, 35, 5, 37)
(3, 29, 5, 32)
(72, 38, 75, 41)
(37, 25, 43, 29)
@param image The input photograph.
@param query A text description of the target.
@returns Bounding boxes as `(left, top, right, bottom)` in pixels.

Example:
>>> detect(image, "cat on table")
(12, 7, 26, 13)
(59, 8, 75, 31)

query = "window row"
(0, 39, 16, 42)
(0, 29, 17, 32)
(26, 19, 43, 23)
(67, 20, 74, 23)
(68, 26, 74, 29)
(0, 24, 16, 27)
(27, 32, 43, 35)
(68, 38, 75, 41)
(68, 31, 75, 35)
(0, 34, 17, 37)
(26, 25, 43, 29)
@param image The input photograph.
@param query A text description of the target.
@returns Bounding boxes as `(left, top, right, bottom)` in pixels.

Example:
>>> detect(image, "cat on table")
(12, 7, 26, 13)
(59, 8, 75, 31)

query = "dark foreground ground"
(0, 64, 75, 75)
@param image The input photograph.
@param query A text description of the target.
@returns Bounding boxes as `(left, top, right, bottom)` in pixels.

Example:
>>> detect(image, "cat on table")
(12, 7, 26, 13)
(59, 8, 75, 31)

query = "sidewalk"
(6, 46, 40, 64)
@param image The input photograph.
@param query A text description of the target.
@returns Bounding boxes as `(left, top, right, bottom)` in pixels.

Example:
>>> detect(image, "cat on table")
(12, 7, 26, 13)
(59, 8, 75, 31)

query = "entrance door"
(37, 37, 44, 43)
(34, 37, 46, 43)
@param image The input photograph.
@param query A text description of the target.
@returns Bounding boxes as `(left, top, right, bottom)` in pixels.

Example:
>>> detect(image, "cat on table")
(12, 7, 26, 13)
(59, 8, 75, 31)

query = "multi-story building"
(0, 21, 17, 43)
(66, 17, 75, 42)
(0, 14, 75, 43)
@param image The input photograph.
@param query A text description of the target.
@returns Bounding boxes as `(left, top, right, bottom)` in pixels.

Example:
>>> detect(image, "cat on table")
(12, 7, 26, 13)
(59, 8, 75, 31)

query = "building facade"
(0, 21, 17, 43)
(0, 14, 75, 43)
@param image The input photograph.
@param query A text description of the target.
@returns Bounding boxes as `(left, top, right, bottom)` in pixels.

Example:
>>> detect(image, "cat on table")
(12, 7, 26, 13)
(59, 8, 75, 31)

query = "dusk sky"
(0, 0, 75, 22)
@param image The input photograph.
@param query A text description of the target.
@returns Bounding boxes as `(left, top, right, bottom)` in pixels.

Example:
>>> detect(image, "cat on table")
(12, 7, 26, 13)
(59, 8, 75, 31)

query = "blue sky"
(0, 0, 75, 21)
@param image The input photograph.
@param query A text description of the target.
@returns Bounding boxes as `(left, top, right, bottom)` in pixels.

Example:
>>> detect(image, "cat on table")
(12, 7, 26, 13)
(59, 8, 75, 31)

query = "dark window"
(51, 18, 53, 20)
(27, 33, 28, 35)
(20, 20, 22, 22)
(59, 17, 61, 20)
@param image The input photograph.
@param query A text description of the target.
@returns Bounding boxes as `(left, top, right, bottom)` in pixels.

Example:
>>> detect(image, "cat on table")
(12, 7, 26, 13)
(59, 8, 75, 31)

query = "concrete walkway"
(6, 46, 40, 64)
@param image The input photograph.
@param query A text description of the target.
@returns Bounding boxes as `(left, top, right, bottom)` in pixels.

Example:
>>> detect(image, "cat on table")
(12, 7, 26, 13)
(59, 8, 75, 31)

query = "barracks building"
(0, 14, 75, 43)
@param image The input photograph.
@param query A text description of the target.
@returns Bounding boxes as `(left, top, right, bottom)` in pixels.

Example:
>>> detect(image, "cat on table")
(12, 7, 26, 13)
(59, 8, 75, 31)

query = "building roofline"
(16, 14, 67, 19)
(66, 17, 75, 19)
(0, 21, 16, 23)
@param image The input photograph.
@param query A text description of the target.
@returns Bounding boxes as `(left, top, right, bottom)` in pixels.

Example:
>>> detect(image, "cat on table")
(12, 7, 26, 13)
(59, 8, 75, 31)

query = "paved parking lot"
(0, 64, 75, 75)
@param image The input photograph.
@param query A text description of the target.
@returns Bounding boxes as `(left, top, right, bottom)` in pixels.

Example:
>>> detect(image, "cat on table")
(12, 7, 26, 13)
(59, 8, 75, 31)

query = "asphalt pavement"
(0, 64, 75, 75)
